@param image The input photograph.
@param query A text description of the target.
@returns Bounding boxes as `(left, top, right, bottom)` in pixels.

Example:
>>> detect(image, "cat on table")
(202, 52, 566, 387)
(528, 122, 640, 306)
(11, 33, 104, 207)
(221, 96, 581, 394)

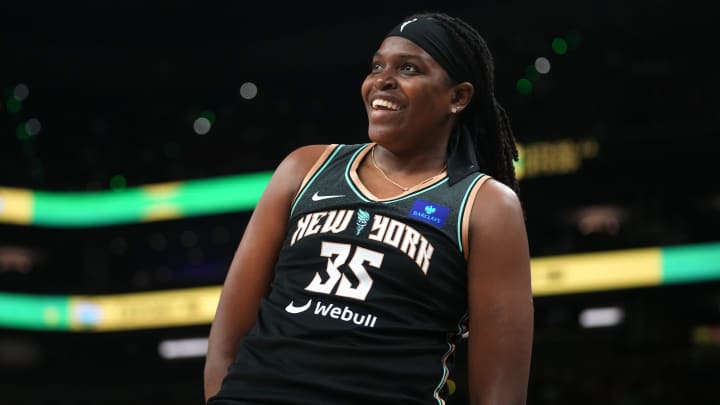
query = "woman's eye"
(371, 62, 383, 72)
(400, 63, 419, 73)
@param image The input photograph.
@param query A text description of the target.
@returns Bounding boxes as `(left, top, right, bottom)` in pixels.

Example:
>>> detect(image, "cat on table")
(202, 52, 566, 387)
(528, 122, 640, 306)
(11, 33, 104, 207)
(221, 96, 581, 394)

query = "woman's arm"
(203, 145, 329, 401)
(466, 179, 534, 405)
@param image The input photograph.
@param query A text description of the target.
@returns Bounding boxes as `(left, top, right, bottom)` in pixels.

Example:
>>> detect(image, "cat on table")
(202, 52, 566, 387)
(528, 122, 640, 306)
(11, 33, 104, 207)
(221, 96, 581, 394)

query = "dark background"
(1, 1, 719, 404)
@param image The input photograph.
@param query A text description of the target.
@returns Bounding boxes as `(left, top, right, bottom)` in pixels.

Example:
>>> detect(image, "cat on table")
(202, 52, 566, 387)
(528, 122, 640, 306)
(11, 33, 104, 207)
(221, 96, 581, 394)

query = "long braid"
(411, 12, 520, 194)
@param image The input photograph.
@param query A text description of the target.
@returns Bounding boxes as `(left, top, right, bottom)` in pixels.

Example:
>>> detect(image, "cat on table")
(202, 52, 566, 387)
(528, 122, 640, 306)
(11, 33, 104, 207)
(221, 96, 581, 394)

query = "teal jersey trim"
(344, 144, 372, 202)
(432, 313, 467, 404)
(456, 173, 486, 255)
(344, 143, 451, 205)
(290, 145, 345, 216)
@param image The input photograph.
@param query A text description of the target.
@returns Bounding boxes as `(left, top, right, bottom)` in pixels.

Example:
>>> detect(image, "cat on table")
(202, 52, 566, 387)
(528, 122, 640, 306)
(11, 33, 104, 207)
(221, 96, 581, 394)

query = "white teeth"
(372, 99, 400, 111)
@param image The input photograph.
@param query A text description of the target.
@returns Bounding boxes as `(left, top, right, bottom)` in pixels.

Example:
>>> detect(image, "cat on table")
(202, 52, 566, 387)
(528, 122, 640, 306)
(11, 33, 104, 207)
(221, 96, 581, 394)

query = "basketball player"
(204, 12, 533, 404)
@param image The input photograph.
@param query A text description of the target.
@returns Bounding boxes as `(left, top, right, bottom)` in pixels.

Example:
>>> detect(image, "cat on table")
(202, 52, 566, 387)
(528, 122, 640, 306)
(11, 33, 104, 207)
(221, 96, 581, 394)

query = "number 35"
(304, 242, 384, 301)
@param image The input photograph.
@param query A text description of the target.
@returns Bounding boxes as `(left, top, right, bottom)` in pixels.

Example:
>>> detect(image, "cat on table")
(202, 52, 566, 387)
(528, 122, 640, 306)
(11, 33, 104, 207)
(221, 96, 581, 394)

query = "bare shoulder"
(277, 144, 331, 175)
(465, 177, 533, 404)
(272, 144, 333, 193)
(470, 178, 524, 231)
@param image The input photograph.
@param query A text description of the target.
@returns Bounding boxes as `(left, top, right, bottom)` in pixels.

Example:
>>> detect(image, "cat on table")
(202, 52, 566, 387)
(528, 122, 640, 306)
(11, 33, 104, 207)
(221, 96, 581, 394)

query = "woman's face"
(361, 36, 456, 149)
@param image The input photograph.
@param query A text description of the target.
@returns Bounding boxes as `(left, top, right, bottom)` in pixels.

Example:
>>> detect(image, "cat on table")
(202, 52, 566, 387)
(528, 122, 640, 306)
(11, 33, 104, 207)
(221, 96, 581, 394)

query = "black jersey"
(210, 143, 489, 405)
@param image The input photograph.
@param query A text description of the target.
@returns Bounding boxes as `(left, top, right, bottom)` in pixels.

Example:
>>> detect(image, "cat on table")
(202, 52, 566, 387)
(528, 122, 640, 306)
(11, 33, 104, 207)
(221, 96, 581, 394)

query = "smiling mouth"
(371, 98, 401, 111)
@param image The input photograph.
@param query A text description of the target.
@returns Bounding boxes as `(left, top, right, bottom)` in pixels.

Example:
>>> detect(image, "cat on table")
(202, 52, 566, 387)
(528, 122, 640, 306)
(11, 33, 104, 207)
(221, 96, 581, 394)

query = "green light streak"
(28, 171, 272, 227)
(172, 171, 271, 217)
(0, 293, 71, 330)
(661, 241, 720, 283)
(0, 241, 718, 332)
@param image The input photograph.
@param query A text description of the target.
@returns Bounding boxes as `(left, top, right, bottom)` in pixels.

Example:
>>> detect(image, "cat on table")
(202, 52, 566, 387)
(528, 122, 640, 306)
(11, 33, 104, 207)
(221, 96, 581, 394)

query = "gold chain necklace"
(370, 145, 447, 192)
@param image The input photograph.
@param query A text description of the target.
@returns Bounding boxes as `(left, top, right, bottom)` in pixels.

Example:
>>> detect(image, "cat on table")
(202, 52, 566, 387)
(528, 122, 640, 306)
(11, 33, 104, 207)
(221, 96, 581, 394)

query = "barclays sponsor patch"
(408, 199, 450, 228)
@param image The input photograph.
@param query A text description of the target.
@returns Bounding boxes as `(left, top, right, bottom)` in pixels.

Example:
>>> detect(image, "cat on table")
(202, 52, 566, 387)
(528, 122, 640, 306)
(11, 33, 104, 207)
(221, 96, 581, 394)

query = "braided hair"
(409, 12, 520, 194)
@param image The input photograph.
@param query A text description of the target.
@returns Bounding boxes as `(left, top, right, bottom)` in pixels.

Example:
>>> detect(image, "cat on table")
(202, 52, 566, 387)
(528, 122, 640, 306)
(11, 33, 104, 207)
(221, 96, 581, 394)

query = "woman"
(205, 12, 533, 405)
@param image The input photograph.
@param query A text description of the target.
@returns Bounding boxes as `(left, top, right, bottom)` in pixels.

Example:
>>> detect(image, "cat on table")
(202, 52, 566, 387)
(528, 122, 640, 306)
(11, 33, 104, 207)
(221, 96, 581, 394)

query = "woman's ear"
(450, 82, 474, 114)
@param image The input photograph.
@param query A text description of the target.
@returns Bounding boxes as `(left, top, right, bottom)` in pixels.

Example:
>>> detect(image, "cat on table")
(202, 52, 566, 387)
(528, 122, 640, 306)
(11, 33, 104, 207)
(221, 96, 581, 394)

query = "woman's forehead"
(374, 36, 433, 61)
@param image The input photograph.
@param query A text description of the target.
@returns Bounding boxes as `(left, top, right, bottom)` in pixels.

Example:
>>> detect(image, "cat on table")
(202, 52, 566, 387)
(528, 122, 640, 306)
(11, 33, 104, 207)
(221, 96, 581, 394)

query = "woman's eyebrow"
(373, 52, 424, 61)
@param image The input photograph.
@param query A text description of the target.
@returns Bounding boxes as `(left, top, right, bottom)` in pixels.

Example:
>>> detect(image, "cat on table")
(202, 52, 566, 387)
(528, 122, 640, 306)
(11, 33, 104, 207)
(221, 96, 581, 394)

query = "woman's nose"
(373, 72, 397, 90)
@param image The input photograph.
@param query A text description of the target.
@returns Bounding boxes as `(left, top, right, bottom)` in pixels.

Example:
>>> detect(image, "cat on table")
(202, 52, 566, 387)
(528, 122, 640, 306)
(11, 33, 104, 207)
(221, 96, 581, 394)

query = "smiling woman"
(204, 12, 533, 405)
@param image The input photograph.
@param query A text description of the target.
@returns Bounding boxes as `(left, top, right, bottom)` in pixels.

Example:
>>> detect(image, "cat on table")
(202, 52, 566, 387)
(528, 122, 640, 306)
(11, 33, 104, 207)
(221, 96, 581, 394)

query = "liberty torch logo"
(355, 209, 370, 235)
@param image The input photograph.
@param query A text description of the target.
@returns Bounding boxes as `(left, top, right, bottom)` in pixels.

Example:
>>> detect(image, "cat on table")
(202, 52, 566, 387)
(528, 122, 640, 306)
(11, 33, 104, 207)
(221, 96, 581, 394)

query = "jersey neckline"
(346, 143, 449, 203)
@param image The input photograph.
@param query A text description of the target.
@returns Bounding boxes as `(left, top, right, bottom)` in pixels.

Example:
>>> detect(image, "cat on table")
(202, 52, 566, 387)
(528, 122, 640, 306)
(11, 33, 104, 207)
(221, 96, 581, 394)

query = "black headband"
(386, 16, 472, 84)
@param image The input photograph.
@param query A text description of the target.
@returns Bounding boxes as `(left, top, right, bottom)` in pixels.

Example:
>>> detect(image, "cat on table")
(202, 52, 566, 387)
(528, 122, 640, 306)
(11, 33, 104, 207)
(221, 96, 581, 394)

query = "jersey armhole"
(459, 174, 492, 261)
(289, 144, 340, 212)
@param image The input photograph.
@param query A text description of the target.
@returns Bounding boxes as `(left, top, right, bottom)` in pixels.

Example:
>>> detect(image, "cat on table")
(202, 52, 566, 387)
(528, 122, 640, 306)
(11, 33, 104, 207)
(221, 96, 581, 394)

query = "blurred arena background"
(1, 1, 719, 404)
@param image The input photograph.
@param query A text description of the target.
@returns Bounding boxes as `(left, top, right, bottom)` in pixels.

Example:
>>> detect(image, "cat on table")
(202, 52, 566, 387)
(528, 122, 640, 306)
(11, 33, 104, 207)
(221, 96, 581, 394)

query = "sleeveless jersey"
(210, 143, 489, 405)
